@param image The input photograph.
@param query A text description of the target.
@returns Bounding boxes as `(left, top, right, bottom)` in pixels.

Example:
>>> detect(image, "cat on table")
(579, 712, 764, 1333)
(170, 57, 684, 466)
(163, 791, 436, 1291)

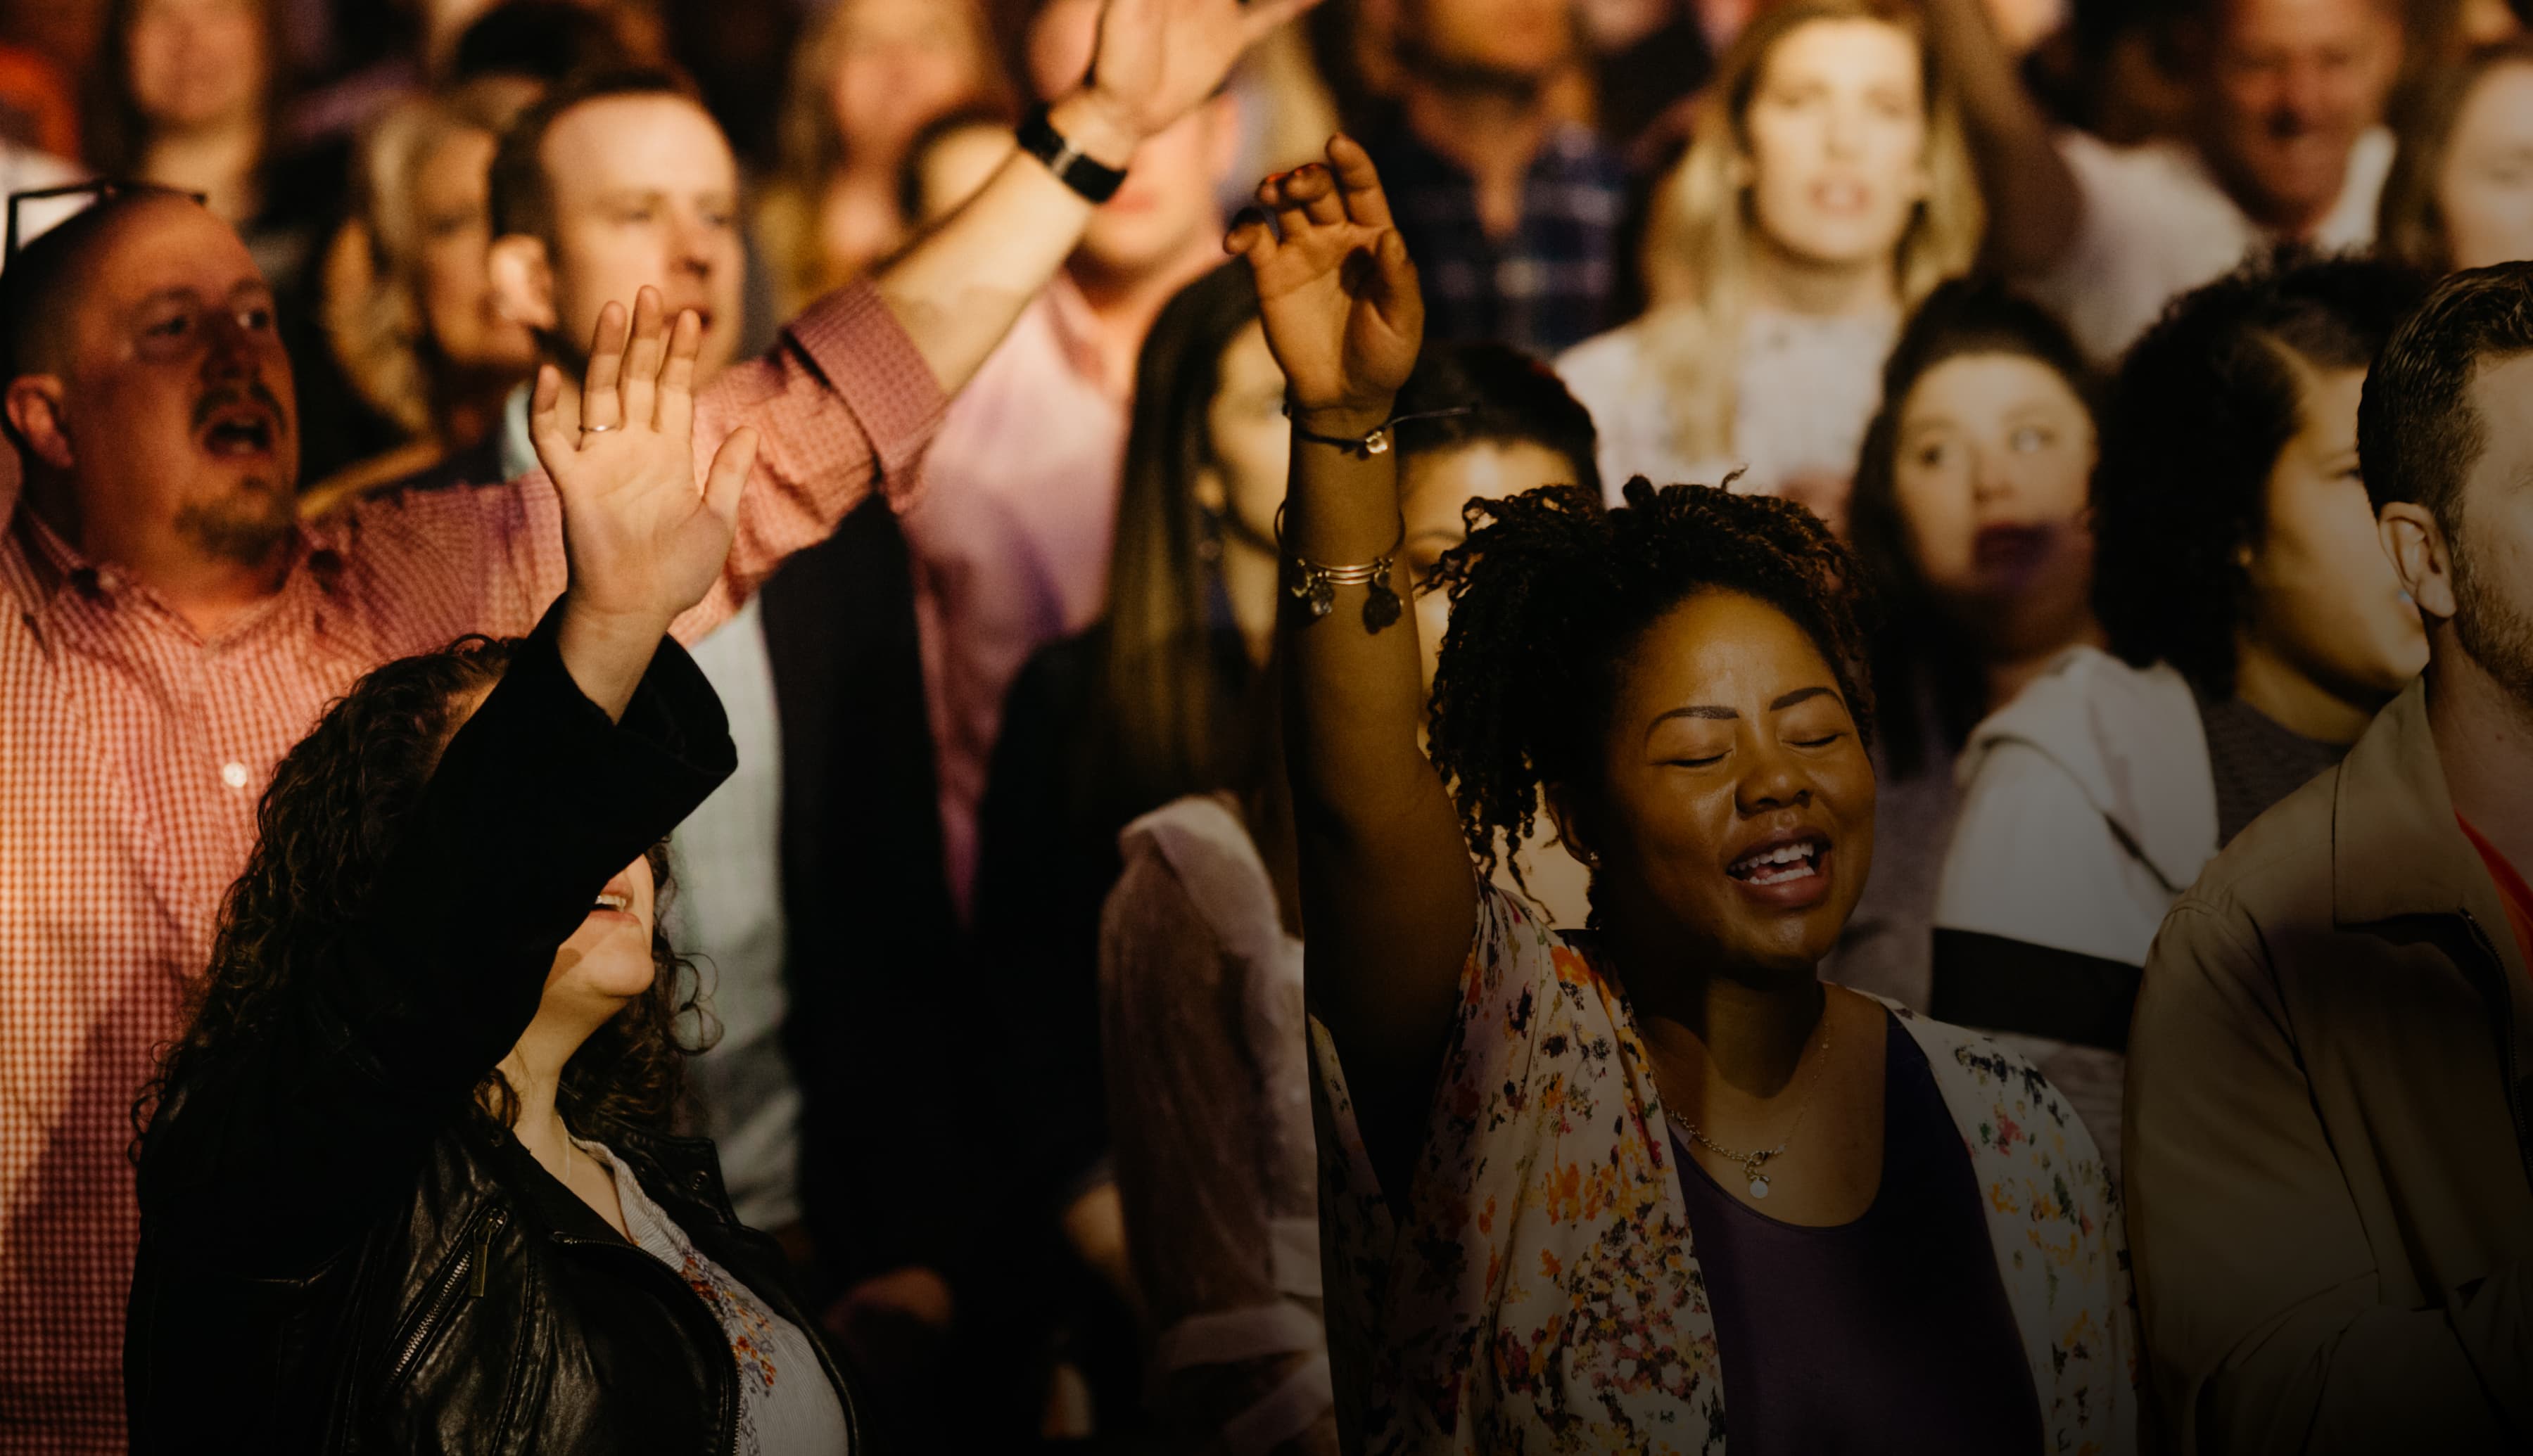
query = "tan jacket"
(2126, 679, 2533, 1452)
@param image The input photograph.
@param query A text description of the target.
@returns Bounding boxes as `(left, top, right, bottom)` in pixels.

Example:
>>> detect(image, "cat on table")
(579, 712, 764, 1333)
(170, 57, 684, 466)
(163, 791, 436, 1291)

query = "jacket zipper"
(2459, 912, 2533, 1190)
(386, 1206, 507, 1388)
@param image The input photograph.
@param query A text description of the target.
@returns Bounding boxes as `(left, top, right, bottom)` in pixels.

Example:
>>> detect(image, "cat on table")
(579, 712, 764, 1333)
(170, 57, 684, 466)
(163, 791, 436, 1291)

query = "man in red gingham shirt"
(0, 1, 1312, 1443)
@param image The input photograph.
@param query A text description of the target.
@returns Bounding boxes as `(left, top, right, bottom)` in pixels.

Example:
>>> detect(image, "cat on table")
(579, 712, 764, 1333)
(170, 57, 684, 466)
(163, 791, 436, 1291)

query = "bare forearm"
(868, 92, 1135, 392)
(555, 597, 668, 722)
(1282, 410, 1475, 1054)
(1921, 0, 2081, 276)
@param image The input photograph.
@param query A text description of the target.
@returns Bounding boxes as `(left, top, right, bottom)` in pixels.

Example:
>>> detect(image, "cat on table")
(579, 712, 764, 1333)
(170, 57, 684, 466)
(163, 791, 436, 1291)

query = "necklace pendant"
(1748, 1175, 1770, 1199)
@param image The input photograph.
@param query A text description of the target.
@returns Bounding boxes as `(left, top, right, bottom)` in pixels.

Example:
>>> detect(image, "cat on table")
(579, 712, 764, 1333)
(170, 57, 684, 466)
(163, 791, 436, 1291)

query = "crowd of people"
(0, 0, 2528, 1450)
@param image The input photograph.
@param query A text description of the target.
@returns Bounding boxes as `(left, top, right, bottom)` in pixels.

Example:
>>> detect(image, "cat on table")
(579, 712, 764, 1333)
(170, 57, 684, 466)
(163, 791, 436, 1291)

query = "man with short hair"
(1361, 0, 1623, 357)
(0, 0, 1310, 1439)
(2124, 263, 2533, 1450)
(1929, 0, 2404, 361)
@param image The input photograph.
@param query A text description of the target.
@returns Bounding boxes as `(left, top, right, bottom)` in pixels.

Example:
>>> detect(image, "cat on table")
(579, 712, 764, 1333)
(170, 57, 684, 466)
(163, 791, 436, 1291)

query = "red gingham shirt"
(0, 282, 944, 1450)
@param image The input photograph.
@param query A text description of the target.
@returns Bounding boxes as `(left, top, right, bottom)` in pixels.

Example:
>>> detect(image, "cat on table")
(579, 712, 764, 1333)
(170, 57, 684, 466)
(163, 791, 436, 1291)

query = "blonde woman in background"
(754, 0, 1010, 321)
(1556, 0, 1981, 537)
(305, 77, 542, 511)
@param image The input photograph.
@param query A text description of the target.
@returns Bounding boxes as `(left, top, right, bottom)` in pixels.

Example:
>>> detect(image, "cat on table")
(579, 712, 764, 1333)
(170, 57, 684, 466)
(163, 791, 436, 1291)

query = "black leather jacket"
(125, 609, 865, 1452)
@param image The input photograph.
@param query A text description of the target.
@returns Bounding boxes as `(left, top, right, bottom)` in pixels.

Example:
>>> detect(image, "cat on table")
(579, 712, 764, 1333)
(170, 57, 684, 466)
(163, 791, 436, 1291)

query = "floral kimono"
(1309, 885, 2138, 1455)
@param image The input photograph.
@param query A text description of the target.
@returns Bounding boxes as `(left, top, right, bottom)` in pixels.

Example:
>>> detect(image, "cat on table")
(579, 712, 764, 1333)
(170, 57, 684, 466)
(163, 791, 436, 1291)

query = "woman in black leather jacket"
(125, 292, 861, 1453)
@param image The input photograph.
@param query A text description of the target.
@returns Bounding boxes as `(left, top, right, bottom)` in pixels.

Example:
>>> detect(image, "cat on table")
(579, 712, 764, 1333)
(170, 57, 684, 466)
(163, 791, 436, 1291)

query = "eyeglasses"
(6, 181, 210, 264)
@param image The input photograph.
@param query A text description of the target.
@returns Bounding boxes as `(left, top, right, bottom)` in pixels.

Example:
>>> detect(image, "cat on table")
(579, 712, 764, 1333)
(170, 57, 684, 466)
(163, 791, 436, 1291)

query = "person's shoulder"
(1881, 998, 2108, 1151)
(2171, 764, 2340, 929)
(1114, 793, 1279, 954)
(1553, 322, 1650, 392)
(1966, 646, 2195, 765)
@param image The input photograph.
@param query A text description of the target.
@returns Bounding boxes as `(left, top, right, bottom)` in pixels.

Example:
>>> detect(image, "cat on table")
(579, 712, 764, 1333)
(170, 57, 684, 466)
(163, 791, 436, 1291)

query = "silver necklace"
(1678, 1022, 1832, 1201)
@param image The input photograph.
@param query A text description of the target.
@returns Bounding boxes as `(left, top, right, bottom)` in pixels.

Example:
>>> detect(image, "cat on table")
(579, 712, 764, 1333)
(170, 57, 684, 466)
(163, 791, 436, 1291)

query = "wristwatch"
(1017, 103, 1127, 205)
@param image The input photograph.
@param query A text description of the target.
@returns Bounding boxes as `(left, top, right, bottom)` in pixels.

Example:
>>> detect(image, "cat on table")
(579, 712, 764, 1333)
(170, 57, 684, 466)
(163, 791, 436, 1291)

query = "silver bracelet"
(1274, 505, 1404, 632)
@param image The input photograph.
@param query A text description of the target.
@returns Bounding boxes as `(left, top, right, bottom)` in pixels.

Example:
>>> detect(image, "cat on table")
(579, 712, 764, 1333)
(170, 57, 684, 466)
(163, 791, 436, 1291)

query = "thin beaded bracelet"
(1282, 400, 1472, 458)
(1273, 504, 1405, 632)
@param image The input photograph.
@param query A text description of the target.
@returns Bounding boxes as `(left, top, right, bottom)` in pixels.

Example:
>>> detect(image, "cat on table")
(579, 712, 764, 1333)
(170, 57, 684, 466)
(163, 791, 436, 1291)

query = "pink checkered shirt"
(0, 283, 943, 1450)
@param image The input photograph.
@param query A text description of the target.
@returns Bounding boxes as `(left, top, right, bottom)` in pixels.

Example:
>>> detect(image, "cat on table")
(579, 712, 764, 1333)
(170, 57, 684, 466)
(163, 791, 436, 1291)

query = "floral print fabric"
(1307, 884, 2137, 1455)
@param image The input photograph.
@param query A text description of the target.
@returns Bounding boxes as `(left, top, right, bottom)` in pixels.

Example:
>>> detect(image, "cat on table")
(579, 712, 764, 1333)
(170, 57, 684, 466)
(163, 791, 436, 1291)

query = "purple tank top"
(1670, 1011, 2043, 1453)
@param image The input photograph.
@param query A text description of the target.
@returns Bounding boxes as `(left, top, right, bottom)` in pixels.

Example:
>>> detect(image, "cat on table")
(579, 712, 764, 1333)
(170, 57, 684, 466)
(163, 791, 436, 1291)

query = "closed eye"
(1789, 733, 1843, 749)
(1668, 753, 1727, 768)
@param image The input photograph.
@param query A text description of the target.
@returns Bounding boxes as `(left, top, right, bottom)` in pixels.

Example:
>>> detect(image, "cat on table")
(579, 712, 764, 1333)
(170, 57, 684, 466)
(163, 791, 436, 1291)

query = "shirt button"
(220, 762, 248, 789)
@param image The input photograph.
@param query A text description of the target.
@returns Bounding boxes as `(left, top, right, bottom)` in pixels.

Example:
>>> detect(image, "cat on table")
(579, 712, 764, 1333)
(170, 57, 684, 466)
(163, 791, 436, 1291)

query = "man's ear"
(1542, 781, 1601, 872)
(5, 376, 74, 472)
(2378, 501, 2457, 624)
(487, 234, 558, 334)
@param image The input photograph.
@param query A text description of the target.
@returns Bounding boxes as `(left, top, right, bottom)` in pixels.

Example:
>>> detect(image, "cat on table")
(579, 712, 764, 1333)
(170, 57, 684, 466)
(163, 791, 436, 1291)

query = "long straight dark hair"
(1073, 261, 1269, 827)
(1847, 276, 2099, 779)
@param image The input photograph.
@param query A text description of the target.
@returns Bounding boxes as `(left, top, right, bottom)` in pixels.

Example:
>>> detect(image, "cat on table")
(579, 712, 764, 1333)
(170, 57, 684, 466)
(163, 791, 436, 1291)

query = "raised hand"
(532, 287, 760, 715)
(1084, 0, 1323, 146)
(1227, 136, 1423, 426)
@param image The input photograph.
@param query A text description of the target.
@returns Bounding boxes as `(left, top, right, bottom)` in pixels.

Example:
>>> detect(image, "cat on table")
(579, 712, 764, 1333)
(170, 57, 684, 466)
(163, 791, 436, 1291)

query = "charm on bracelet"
(1276, 506, 1405, 632)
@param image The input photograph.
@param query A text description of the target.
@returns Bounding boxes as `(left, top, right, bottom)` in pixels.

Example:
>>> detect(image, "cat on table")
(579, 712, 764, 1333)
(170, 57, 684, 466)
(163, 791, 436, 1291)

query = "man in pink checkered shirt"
(0, 0, 1312, 1444)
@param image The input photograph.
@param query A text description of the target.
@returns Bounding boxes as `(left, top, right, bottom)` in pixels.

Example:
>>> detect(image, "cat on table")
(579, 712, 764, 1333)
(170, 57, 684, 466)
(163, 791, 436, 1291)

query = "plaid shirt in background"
(1363, 119, 1625, 359)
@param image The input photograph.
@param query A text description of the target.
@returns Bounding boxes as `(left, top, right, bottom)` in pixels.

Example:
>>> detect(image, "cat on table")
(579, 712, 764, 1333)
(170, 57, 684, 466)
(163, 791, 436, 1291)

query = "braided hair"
(1425, 478, 1876, 894)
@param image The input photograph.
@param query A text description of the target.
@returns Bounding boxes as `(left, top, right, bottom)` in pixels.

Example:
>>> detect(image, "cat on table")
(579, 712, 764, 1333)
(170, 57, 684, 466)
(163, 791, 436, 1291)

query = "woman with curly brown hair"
(124, 294, 861, 1453)
(1231, 139, 2133, 1453)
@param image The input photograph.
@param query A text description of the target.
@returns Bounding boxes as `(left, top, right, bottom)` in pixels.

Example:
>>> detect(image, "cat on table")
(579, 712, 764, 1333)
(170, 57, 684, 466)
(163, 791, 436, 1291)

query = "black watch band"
(1017, 103, 1126, 204)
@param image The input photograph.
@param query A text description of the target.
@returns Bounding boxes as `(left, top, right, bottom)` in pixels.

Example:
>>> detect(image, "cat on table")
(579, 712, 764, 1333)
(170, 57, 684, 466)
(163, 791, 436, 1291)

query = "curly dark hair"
(134, 635, 709, 1158)
(1425, 478, 1876, 895)
(2090, 249, 2426, 696)
(1849, 276, 2099, 779)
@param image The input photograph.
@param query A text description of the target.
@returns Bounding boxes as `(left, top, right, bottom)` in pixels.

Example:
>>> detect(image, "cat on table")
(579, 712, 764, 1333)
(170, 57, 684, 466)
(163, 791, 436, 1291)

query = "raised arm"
(1231, 139, 1475, 1177)
(1919, 0, 2083, 279)
(874, 0, 1320, 393)
(656, 0, 1323, 638)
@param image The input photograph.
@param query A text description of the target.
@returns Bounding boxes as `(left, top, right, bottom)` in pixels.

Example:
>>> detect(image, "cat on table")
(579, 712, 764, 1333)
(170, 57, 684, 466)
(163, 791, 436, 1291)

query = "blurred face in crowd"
(1893, 350, 2098, 655)
(125, 0, 267, 134)
(2438, 352, 2533, 711)
(1403, 439, 1580, 691)
(2437, 62, 2533, 272)
(1198, 321, 1292, 556)
(412, 127, 539, 378)
(1404, 0, 1580, 85)
(1566, 590, 1875, 977)
(497, 94, 747, 381)
(2240, 357, 2428, 710)
(827, 0, 992, 165)
(6, 197, 298, 574)
(1029, 0, 1238, 280)
(1740, 18, 1931, 274)
(2197, 0, 2402, 232)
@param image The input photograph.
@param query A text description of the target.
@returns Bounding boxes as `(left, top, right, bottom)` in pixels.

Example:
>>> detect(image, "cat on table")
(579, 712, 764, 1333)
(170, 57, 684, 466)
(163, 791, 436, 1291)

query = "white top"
(503, 392, 806, 1233)
(1555, 307, 1896, 509)
(673, 596, 805, 1233)
(586, 1139, 852, 1456)
(1931, 645, 2218, 1170)
(2025, 127, 2396, 364)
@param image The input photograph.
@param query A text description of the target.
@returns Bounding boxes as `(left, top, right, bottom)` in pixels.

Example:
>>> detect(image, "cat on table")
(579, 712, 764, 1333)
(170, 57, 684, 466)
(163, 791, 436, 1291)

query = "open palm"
(532, 288, 760, 633)
(1230, 136, 1423, 418)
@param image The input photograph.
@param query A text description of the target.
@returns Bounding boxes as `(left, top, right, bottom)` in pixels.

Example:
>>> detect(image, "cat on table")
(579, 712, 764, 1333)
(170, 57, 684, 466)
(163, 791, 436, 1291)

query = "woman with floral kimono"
(1227, 137, 2137, 1455)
